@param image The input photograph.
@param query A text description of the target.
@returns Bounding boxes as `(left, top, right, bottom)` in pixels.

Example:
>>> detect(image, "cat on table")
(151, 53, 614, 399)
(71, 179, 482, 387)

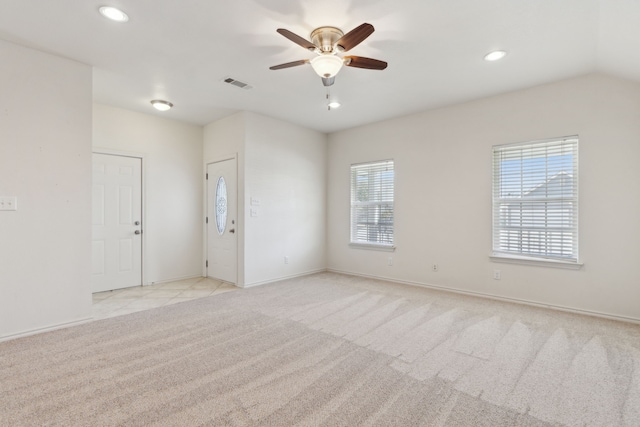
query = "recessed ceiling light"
(150, 100, 173, 111)
(99, 6, 129, 22)
(328, 101, 341, 109)
(484, 50, 507, 61)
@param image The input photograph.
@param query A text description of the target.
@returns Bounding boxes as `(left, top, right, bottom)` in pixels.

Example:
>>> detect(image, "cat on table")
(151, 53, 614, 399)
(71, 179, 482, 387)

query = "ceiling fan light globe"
(310, 55, 344, 78)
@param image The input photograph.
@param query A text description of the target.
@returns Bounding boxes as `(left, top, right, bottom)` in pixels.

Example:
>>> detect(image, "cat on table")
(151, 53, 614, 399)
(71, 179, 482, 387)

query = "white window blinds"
(350, 160, 394, 246)
(492, 137, 578, 262)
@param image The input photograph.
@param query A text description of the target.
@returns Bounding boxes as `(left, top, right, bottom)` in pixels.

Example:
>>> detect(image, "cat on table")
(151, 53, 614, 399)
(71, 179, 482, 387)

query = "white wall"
(203, 112, 327, 287)
(328, 73, 640, 321)
(93, 104, 203, 284)
(4, 40, 635, 343)
(244, 112, 326, 286)
(0, 40, 93, 339)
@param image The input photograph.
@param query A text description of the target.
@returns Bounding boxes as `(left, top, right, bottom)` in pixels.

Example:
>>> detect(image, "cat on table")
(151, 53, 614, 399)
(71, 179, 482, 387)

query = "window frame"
(349, 160, 395, 251)
(491, 136, 581, 268)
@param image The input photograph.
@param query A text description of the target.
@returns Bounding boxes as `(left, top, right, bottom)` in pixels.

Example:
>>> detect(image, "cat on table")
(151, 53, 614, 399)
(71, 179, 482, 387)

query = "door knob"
(135, 230, 141, 235)
(229, 229, 235, 234)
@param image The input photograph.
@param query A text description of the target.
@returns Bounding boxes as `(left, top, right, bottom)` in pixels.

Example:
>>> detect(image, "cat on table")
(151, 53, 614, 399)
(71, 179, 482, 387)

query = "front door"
(207, 158, 237, 283)
(92, 153, 143, 293)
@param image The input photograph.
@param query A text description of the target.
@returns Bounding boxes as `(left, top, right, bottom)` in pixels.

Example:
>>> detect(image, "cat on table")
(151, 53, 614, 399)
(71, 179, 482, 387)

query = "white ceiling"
(1, 0, 639, 133)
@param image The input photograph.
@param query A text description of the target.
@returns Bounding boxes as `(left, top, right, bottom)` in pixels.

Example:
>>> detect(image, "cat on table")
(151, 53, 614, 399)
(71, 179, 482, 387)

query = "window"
(350, 160, 394, 248)
(492, 136, 578, 263)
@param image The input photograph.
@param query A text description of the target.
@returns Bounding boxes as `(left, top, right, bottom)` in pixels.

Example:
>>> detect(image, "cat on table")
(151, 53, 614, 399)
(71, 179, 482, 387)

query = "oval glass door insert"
(215, 176, 227, 235)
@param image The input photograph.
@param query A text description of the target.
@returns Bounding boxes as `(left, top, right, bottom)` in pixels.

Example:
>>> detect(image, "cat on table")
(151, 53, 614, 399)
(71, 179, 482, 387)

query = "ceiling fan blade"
(269, 59, 310, 70)
(335, 23, 374, 52)
(344, 56, 388, 70)
(276, 28, 318, 51)
(322, 77, 335, 87)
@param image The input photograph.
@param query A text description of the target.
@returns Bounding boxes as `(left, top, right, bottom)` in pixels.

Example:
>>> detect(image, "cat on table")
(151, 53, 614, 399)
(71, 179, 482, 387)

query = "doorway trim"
(93, 147, 147, 286)
(204, 153, 239, 285)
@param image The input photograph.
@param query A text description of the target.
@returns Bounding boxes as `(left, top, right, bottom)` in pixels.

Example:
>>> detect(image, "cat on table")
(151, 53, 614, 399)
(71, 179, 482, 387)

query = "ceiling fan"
(269, 23, 387, 86)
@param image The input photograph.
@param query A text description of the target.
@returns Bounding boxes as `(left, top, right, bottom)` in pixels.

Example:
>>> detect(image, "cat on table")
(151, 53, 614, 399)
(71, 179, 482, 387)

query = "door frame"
(93, 147, 147, 287)
(205, 154, 239, 284)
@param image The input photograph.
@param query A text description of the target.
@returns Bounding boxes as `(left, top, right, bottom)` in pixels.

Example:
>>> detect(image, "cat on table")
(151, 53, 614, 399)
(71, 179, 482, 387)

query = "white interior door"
(207, 158, 237, 284)
(92, 153, 142, 293)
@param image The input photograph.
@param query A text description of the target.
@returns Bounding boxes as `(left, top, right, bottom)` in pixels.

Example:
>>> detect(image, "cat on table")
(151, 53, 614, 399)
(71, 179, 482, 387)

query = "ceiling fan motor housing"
(310, 27, 344, 53)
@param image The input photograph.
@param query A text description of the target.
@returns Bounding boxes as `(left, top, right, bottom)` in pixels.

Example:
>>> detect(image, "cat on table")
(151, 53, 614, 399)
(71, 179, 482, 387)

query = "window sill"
(350, 243, 396, 252)
(490, 253, 583, 270)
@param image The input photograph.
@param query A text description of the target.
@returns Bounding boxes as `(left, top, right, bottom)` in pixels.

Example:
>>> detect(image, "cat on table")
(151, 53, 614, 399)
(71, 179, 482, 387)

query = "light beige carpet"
(1, 272, 639, 426)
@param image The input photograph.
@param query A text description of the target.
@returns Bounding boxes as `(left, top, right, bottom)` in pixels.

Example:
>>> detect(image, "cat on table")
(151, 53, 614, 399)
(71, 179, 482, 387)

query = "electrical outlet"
(494, 269, 501, 280)
(284, 256, 289, 264)
(432, 264, 438, 272)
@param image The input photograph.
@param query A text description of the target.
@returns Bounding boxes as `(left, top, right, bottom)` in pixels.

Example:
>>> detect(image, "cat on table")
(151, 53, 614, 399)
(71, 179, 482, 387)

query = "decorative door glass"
(215, 176, 227, 235)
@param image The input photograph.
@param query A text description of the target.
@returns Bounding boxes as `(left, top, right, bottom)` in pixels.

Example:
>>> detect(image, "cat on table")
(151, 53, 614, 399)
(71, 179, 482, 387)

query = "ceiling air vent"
(223, 77, 252, 90)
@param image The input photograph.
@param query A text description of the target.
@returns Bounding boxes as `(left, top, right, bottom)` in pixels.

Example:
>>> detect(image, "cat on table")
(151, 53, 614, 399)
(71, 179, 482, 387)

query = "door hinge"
(206, 217, 208, 224)
(206, 260, 208, 268)
(206, 173, 208, 180)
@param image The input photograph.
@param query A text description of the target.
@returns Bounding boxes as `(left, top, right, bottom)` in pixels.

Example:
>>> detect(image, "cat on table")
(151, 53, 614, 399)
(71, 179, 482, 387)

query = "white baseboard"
(327, 268, 640, 325)
(242, 268, 328, 288)
(0, 317, 94, 343)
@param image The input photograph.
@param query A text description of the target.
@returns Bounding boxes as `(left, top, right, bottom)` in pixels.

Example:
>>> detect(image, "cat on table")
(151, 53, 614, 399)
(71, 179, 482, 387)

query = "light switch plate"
(0, 196, 17, 211)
